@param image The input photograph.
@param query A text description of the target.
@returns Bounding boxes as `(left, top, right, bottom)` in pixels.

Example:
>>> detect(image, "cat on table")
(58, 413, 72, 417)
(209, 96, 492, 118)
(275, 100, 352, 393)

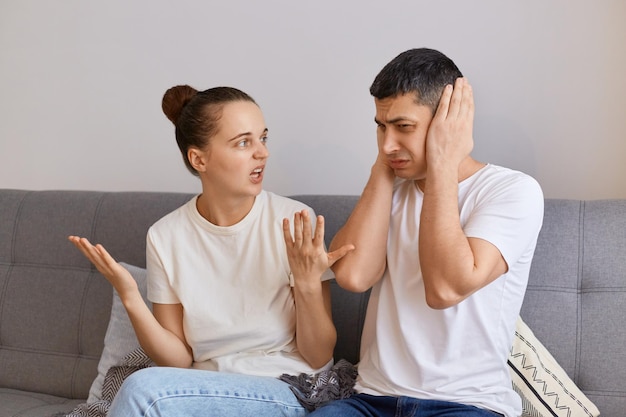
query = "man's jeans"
(308, 393, 505, 417)
(107, 367, 307, 417)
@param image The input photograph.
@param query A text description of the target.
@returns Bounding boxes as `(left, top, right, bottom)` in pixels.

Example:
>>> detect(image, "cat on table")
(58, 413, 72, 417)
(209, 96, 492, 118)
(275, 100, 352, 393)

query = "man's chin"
(393, 170, 414, 180)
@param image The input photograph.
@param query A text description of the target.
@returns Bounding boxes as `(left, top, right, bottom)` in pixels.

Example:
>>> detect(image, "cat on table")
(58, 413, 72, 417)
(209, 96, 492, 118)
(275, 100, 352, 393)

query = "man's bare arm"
(329, 160, 394, 292)
(419, 78, 507, 309)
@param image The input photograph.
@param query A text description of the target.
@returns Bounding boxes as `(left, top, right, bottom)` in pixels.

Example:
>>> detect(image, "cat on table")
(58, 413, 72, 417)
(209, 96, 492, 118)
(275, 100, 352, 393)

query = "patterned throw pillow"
(508, 317, 600, 417)
(86, 263, 151, 403)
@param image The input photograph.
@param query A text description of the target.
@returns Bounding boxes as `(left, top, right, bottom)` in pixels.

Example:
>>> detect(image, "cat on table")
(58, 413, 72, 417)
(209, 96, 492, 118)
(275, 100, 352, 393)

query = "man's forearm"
(419, 163, 476, 308)
(330, 162, 394, 292)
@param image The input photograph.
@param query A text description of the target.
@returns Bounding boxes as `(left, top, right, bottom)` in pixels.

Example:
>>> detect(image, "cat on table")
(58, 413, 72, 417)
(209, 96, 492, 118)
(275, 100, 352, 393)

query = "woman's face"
(198, 100, 269, 198)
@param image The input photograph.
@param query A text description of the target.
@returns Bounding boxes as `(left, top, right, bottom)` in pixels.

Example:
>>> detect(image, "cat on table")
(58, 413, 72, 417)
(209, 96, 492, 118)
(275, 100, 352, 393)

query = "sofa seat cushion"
(0, 388, 82, 417)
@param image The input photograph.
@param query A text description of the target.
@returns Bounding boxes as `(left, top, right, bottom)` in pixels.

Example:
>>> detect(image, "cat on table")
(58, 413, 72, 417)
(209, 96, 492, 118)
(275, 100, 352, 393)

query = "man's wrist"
(371, 160, 395, 182)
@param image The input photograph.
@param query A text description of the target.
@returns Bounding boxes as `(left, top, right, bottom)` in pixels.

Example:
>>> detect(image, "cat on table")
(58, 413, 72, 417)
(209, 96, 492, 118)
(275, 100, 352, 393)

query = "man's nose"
(381, 131, 399, 154)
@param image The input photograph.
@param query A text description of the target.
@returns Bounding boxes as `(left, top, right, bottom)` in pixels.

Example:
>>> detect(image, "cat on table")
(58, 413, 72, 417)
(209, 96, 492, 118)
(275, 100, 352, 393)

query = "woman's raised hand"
(68, 236, 138, 298)
(282, 210, 354, 287)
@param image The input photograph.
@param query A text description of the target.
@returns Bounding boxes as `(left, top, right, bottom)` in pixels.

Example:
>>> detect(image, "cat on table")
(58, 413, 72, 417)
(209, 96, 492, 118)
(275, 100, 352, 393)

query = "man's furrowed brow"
(383, 116, 414, 124)
(374, 116, 415, 125)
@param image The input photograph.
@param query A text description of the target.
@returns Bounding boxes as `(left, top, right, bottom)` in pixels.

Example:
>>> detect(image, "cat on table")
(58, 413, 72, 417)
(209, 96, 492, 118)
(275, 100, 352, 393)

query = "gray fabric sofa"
(0, 189, 624, 416)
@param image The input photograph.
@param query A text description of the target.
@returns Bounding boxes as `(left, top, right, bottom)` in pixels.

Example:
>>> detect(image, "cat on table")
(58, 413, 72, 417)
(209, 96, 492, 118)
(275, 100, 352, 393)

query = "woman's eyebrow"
(228, 132, 252, 142)
(228, 128, 268, 142)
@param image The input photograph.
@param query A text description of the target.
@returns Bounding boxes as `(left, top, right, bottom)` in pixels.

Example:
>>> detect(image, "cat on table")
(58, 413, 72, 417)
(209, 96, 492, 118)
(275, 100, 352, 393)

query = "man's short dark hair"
(370, 48, 463, 113)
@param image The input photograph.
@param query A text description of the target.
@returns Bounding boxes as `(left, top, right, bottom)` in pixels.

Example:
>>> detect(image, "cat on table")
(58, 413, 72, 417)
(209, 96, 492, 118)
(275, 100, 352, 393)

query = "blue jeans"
(308, 393, 504, 417)
(107, 367, 307, 417)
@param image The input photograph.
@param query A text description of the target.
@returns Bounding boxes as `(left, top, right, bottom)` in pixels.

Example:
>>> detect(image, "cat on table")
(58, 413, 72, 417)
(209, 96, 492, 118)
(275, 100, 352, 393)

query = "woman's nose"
(254, 140, 269, 159)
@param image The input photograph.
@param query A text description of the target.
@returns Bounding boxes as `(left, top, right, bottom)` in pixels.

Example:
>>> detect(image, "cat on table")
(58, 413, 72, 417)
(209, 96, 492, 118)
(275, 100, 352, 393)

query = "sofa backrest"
(1, 190, 625, 416)
(520, 199, 626, 416)
(0, 190, 192, 399)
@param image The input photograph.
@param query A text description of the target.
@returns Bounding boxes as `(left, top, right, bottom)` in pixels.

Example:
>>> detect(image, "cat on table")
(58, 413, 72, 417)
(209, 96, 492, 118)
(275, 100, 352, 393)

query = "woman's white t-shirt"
(355, 164, 544, 417)
(146, 190, 333, 377)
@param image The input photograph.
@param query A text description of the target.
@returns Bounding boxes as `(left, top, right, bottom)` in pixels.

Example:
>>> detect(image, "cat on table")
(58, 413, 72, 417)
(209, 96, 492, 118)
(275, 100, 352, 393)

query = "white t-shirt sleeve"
(462, 172, 544, 268)
(146, 227, 180, 304)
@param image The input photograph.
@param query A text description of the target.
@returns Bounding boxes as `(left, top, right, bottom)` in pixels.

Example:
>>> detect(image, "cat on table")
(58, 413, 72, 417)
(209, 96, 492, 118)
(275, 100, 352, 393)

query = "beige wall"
(1, 0, 624, 199)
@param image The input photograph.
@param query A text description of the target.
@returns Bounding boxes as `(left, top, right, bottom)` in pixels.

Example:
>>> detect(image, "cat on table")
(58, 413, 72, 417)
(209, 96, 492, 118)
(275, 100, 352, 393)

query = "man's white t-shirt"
(355, 164, 544, 417)
(146, 190, 333, 377)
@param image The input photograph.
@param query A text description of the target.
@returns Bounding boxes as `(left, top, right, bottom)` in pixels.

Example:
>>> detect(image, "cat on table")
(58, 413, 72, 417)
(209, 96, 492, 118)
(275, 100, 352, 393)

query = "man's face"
(374, 93, 433, 181)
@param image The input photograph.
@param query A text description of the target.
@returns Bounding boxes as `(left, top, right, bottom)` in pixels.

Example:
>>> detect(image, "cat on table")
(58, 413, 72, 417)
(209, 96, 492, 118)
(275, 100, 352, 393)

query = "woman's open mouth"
(250, 167, 264, 183)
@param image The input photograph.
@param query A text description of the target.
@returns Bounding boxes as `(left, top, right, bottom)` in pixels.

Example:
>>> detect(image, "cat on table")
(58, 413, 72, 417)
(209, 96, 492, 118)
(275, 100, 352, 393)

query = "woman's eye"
(237, 139, 249, 148)
(261, 136, 269, 144)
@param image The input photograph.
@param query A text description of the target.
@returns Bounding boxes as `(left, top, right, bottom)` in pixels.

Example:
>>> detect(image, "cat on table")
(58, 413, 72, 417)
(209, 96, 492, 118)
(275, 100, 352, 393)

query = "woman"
(69, 85, 354, 416)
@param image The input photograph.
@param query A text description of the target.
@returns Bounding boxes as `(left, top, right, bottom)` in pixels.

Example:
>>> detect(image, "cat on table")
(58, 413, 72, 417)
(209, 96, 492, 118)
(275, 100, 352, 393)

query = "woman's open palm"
(68, 236, 138, 298)
(282, 209, 354, 286)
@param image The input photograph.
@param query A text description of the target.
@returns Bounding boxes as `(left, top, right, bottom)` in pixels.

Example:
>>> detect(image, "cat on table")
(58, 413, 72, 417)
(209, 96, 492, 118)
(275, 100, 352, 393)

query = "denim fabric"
(308, 393, 504, 417)
(107, 367, 307, 417)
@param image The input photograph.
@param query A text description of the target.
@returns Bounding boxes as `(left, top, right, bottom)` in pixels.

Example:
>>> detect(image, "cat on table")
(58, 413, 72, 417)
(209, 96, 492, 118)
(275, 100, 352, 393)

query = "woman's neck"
(195, 192, 257, 226)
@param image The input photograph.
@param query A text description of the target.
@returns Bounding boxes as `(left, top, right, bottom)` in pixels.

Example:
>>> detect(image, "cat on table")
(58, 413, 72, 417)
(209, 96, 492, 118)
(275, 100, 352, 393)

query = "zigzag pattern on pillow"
(508, 317, 599, 417)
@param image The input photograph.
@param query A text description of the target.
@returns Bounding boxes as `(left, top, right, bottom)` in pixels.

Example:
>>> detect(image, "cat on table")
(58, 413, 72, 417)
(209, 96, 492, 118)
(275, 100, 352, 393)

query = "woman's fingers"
(282, 218, 294, 248)
(293, 211, 303, 247)
(284, 210, 318, 249)
(94, 243, 118, 268)
(68, 236, 97, 263)
(327, 244, 355, 267)
(300, 210, 314, 245)
(68, 236, 117, 274)
(313, 215, 325, 246)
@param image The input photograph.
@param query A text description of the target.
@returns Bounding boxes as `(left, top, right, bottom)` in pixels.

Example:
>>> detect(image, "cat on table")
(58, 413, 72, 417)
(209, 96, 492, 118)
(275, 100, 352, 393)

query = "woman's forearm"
(122, 294, 193, 368)
(293, 280, 336, 369)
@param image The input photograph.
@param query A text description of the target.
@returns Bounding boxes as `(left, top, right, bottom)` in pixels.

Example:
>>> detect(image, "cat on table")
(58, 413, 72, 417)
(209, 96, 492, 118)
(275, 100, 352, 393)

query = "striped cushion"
(509, 317, 600, 417)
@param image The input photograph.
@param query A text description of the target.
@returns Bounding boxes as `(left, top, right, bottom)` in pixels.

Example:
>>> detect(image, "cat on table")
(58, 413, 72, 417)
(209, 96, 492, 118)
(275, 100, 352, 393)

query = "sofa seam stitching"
(0, 191, 29, 349)
(10, 191, 29, 265)
(1, 344, 101, 359)
(72, 192, 107, 398)
(575, 200, 584, 383)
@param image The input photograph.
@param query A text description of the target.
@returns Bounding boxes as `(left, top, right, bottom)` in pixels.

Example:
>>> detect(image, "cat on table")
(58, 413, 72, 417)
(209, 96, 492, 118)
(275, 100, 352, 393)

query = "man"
(311, 48, 544, 416)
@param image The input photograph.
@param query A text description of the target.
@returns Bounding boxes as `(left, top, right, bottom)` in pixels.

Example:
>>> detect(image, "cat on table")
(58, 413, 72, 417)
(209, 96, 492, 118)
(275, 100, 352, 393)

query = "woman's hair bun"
(162, 85, 198, 125)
